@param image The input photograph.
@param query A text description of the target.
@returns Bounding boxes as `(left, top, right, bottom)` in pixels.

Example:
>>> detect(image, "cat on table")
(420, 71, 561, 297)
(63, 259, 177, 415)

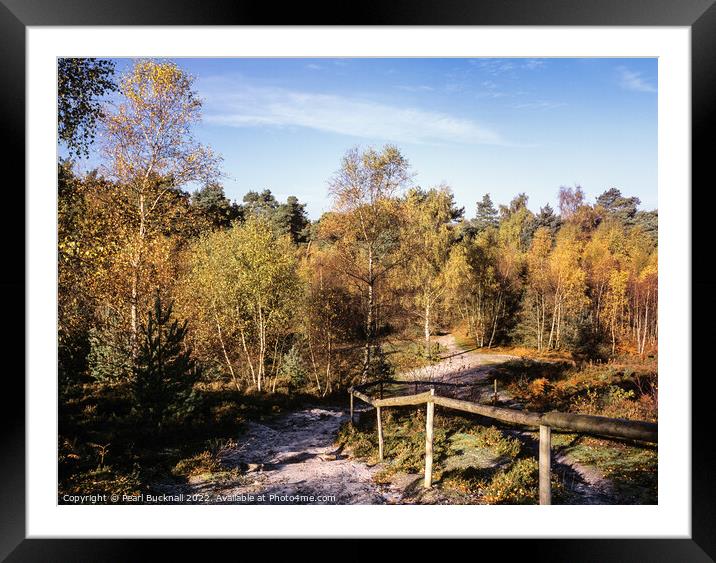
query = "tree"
(132, 296, 199, 428)
(191, 182, 243, 230)
(474, 193, 499, 232)
(87, 309, 133, 383)
(545, 224, 588, 350)
(525, 227, 553, 351)
(300, 248, 360, 394)
(324, 145, 413, 381)
(535, 203, 561, 237)
(596, 188, 640, 224)
(58, 163, 136, 383)
(401, 185, 462, 353)
(241, 189, 279, 218)
(445, 227, 513, 349)
(558, 185, 586, 219)
(239, 190, 310, 242)
(603, 269, 629, 356)
(179, 217, 301, 392)
(100, 60, 221, 358)
(498, 194, 536, 252)
(633, 210, 658, 244)
(623, 225, 658, 356)
(583, 220, 624, 333)
(58, 58, 117, 158)
(274, 195, 310, 243)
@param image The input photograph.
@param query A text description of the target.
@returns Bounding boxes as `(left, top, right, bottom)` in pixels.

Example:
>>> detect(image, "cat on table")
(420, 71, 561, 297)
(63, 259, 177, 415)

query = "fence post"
(349, 391, 355, 426)
(539, 425, 551, 505)
(424, 388, 435, 488)
(376, 406, 384, 461)
(493, 379, 498, 405)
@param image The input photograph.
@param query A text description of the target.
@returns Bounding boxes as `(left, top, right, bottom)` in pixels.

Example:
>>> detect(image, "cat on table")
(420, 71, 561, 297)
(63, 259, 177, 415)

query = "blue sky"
(92, 58, 658, 219)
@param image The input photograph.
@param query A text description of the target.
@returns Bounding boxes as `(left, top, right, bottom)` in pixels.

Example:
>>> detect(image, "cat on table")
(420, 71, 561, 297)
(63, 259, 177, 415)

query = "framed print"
(3, 0, 715, 559)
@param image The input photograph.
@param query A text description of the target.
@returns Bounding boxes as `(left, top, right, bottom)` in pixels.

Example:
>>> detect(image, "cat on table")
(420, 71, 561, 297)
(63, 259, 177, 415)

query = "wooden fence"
(348, 379, 658, 505)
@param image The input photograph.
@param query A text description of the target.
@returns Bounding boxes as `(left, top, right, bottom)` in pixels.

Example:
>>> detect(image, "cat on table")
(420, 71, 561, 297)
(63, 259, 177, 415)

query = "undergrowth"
(338, 408, 558, 504)
(58, 381, 330, 502)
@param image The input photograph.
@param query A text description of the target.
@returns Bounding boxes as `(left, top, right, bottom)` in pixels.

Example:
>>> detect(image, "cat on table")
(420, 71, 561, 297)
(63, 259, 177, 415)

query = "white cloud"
(469, 58, 547, 74)
(474, 60, 516, 75)
(617, 66, 656, 93)
(510, 100, 566, 110)
(201, 77, 506, 146)
(306, 63, 323, 71)
(523, 59, 547, 70)
(396, 84, 435, 92)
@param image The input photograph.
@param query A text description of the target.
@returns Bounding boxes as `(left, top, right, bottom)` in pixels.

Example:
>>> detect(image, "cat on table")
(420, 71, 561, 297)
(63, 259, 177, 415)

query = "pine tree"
(273, 195, 310, 243)
(535, 203, 562, 237)
(596, 188, 640, 224)
(132, 296, 199, 428)
(474, 193, 499, 232)
(191, 183, 242, 229)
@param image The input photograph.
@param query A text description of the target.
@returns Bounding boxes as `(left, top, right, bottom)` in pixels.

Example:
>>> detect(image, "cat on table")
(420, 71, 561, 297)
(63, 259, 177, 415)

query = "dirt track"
(185, 406, 401, 504)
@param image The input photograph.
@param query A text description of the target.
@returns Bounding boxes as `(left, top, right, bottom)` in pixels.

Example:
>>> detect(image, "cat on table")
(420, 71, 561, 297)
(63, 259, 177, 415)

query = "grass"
(560, 437, 658, 504)
(485, 353, 658, 504)
(338, 406, 562, 504)
(452, 331, 478, 353)
(339, 353, 657, 505)
(60, 329, 658, 505)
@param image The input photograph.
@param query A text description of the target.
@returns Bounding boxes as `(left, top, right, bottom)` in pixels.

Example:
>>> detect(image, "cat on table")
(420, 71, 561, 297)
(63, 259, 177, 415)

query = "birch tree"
(324, 145, 412, 381)
(100, 60, 221, 357)
(401, 186, 462, 354)
(525, 227, 553, 351)
(180, 217, 300, 392)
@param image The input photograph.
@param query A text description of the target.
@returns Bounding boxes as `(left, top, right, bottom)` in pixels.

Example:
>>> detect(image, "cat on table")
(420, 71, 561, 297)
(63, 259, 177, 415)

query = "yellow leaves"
(605, 270, 629, 316)
(638, 253, 658, 284)
(121, 60, 185, 103)
(179, 217, 301, 354)
(100, 59, 219, 190)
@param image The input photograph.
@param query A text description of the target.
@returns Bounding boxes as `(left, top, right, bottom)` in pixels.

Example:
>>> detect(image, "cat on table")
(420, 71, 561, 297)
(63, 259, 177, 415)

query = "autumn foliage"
(59, 61, 658, 400)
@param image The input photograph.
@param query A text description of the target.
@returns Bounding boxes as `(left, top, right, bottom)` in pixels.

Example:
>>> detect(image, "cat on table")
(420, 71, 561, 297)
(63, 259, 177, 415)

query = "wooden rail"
(348, 383, 657, 505)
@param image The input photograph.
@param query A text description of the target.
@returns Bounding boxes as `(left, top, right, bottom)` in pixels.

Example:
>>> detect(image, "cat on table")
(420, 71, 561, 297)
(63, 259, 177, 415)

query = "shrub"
(386, 426, 448, 472)
(459, 425, 521, 459)
(367, 345, 394, 381)
(172, 451, 222, 478)
(278, 345, 308, 392)
(570, 384, 656, 421)
(482, 458, 539, 504)
(337, 423, 377, 459)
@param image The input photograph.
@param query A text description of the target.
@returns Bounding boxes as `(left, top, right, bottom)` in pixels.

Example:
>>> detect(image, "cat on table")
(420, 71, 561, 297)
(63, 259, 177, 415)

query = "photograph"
(57, 56, 659, 507)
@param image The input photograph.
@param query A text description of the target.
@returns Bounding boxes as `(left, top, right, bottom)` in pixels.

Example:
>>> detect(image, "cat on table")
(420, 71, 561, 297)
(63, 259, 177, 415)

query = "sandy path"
(396, 334, 520, 402)
(184, 406, 401, 504)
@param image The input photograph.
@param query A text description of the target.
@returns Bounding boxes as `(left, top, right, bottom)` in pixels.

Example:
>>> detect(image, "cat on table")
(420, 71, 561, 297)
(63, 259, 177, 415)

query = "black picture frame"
(2, 0, 713, 559)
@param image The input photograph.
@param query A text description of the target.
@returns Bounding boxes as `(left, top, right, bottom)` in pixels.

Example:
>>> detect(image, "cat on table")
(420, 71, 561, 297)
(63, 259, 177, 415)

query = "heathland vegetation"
(58, 59, 657, 502)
